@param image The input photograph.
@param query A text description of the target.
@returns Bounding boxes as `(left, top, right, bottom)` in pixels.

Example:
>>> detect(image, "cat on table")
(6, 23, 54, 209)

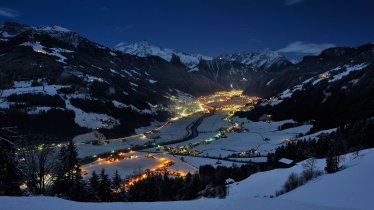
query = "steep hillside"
(244, 43, 374, 97)
(115, 41, 212, 69)
(239, 43, 374, 132)
(0, 21, 222, 141)
(116, 41, 289, 91)
(219, 48, 292, 71)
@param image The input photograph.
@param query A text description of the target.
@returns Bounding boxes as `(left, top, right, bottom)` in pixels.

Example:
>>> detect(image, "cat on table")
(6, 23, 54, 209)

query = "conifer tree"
(54, 140, 82, 196)
(98, 168, 112, 201)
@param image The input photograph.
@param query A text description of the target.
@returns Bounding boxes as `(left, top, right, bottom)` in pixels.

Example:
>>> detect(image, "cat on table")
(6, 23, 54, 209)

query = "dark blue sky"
(1, 0, 373, 59)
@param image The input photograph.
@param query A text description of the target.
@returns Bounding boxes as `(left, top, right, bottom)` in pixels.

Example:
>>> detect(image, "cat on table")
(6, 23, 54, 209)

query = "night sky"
(1, 0, 373, 59)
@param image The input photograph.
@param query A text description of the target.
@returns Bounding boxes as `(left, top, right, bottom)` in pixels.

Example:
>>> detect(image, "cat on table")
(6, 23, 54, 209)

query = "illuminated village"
(78, 90, 261, 189)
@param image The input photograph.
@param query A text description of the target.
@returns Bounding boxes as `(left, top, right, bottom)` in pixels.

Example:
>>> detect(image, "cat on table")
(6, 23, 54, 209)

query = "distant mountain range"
(115, 41, 212, 69)
(219, 49, 292, 71)
(115, 40, 292, 71)
(1, 21, 373, 142)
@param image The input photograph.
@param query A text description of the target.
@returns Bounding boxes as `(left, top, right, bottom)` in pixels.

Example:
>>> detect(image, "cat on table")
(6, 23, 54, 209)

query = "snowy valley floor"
(2, 148, 374, 210)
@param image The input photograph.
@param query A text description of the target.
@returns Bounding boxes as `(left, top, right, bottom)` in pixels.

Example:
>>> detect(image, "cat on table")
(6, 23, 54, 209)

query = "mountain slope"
(244, 43, 374, 97)
(219, 48, 292, 71)
(239, 43, 374, 132)
(115, 41, 212, 69)
(0, 21, 223, 141)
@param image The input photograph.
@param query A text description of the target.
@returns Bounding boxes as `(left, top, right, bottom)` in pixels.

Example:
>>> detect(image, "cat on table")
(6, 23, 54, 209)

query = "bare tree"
(302, 157, 322, 181)
(20, 146, 57, 194)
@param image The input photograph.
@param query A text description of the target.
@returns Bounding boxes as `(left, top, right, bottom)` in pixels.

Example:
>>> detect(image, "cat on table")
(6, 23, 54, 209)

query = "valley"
(0, 6, 373, 208)
(72, 89, 315, 188)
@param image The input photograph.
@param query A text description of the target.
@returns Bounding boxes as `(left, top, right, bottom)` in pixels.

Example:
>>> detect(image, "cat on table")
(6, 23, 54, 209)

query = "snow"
(263, 63, 368, 107)
(19, 41, 47, 53)
(297, 128, 337, 140)
(1, 84, 69, 97)
(130, 82, 138, 87)
(187, 67, 199, 72)
(195, 120, 312, 157)
(109, 68, 118, 74)
(13, 80, 32, 88)
(83, 154, 164, 178)
(229, 158, 326, 198)
(112, 100, 126, 108)
(220, 48, 288, 69)
(109, 51, 117, 56)
(91, 65, 103, 70)
(6, 147, 367, 210)
(9, 145, 370, 210)
(329, 63, 368, 83)
(312, 77, 324, 85)
(279, 158, 293, 165)
(49, 48, 73, 64)
(77, 140, 134, 158)
(266, 79, 274, 86)
(281, 149, 374, 210)
(177, 156, 245, 168)
(349, 79, 359, 85)
(0, 196, 349, 210)
(36, 25, 71, 32)
(65, 98, 119, 129)
(228, 149, 374, 209)
(19, 42, 73, 63)
(262, 85, 303, 106)
(82, 75, 105, 83)
(148, 79, 157, 84)
(1, 31, 13, 38)
(115, 41, 212, 69)
(228, 157, 267, 162)
(27, 106, 57, 114)
(150, 114, 203, 144)
(73, 131, 105, 144)
(112, 101, 154, 115)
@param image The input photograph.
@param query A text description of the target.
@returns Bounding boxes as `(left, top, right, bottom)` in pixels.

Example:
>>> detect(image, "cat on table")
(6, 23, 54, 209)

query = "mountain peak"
(1, 21, 72, 36)
(115, 41, 212, 69)
(219, 48, 290, 69)
(1, 21, 82, 48)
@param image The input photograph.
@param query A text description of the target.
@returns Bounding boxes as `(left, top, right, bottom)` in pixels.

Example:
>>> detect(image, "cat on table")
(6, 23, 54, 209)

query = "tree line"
(1, 117, 373, 200)
(0, 132, 261, 201)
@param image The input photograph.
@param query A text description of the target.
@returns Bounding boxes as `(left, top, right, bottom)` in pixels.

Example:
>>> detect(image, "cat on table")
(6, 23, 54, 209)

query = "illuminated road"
(159, 110, 214, 146)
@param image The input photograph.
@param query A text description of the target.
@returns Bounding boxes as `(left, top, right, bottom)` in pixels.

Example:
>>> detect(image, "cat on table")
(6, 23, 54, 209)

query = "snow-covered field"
(2, 141, 373, 210)
(195, 119, 312, 157)
(154, 114, 202, 143)
(228, 148, 374, 210)
(3, 148, 371, 210)
(82, 153, 164, 178)
(281, 149, 374, 210)
(76, 114, 202, 158)
(229, 158, 326, 198)
(0, 196, 352, 210)
(176, 155, 246, 168)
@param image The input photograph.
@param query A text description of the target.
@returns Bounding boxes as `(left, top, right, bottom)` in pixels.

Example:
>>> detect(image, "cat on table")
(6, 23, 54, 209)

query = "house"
(278, 158, 294, 166)
(225, 178, 235, 185)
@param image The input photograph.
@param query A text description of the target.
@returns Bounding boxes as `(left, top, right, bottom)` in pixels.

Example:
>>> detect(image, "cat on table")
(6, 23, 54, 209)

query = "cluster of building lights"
(124, 157, 187, 188)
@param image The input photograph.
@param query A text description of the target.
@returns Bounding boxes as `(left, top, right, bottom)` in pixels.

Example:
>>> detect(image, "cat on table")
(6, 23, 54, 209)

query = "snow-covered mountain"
(219, 48, 292, 70)
(0, 21, 85, 47)
(240, 42, 374, 132)
(115, 41, 212, 69)
(0, 21, 223, 140)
